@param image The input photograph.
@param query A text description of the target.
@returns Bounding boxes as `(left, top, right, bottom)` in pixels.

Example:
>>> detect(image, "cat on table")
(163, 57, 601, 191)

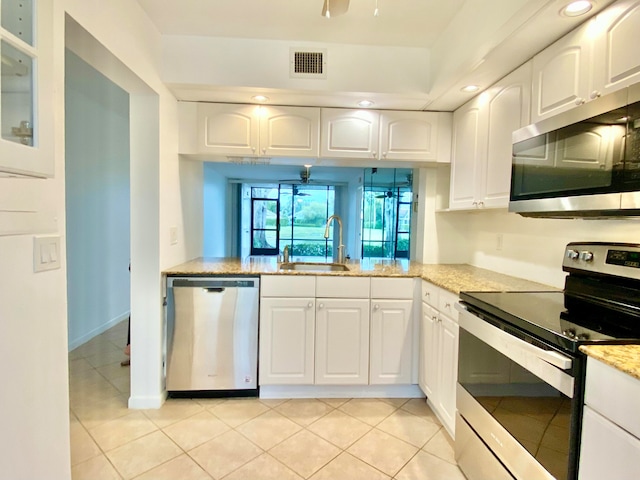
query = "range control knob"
(577, 332, 591, 341)
(566, 250, 580, 260)
(563, 328, 577, 339)
(580, 251, 594, 262)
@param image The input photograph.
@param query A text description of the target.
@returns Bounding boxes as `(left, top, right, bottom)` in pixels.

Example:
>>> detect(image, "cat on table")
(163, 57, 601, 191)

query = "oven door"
(456, 303, 580, 480)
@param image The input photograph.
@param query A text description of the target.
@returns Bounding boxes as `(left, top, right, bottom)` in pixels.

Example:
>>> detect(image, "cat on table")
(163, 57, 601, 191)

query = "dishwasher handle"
(170, 277, 259, 289)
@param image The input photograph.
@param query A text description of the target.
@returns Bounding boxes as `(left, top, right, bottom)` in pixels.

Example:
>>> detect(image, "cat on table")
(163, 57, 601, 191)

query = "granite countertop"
(163, 257, 554, 295)
(580, 345, 640, 380)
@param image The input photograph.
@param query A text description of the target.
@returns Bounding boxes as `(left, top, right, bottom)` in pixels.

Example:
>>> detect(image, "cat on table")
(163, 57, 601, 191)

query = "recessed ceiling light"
(358, 100, 375, 107)
(252, 95, 269, 103)
(461, 85, 480, 93)
(561, 1, 593, 17)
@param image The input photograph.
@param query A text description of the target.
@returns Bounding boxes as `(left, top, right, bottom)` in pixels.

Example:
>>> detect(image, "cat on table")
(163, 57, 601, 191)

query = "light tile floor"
(69, 320, 466, 480)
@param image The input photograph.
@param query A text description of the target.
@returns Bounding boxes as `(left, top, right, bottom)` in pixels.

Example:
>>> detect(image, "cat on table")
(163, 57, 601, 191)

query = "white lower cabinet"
(315, 298, 370, 385)
(259, 296, 315, 385)
(260, 275, 416, 389)
(419, 280, 459, 437)
(579, 357, 640, 479)
(370, 299, 413, 384)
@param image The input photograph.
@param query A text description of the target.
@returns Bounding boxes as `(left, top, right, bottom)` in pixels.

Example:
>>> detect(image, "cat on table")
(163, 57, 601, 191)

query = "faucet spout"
(324, 215, 345, 264)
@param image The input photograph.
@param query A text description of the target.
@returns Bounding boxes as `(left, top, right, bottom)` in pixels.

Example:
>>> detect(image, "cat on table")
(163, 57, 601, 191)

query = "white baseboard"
(68, 311, 130, 351)
(259, 384, 423, 399)
(128, 390, 167, 409)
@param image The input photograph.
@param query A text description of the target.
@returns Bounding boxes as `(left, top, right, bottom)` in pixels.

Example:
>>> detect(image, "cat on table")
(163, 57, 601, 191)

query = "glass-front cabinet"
(0, 0, 53, 177)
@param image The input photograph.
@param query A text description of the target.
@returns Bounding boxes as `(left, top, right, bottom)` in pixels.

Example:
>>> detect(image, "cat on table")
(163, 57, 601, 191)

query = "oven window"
(458, 328, 572, 480)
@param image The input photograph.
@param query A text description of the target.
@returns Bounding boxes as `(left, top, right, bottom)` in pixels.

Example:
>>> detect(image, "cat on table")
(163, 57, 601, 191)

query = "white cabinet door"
(370, 299, 413, 384)
(592, 0, 640, 97)
(259, 297, 315, 385)
(320, 108, 379, 159)
(259, 106, 320, 157)
(579, 406, 640, 480)
(197, 103, 259, 156)
(0, 0, 54, 177)
(480, 62, 532, 208)
(438, 313, 459, 435)
(420, 301, 439, 399)
(531, 26, 591, 122)
(379, 111, 441, 162)
(450, 100, 482, 210)
(315, 298, 370, 385)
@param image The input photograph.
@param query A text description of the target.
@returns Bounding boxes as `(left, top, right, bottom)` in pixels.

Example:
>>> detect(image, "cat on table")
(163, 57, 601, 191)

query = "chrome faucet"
(282, 245, 290, 263)
(324, 214, 345, 264)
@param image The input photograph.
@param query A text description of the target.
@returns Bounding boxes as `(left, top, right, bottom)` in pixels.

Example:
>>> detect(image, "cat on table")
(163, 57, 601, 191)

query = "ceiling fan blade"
(322, 0, 350, 18)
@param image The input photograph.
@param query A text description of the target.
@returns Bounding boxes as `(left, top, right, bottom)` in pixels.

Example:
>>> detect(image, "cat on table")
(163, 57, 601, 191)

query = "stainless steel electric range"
(455, 242, 640, 480)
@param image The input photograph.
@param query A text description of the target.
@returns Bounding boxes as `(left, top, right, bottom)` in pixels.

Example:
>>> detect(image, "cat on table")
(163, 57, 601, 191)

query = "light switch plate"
(169, 226, 178, 245)
(34, 235, 61, 272)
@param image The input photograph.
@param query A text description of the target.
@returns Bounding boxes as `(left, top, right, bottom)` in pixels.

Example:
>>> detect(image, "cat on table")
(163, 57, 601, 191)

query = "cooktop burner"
(459, 290, 640, 353)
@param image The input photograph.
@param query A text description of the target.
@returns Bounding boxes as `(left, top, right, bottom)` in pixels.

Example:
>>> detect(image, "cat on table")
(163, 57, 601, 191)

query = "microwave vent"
(290, 49, 327, 79)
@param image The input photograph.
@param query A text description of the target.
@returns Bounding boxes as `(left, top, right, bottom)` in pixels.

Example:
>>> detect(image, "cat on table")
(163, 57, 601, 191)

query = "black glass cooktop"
(460, 290, 640, 353)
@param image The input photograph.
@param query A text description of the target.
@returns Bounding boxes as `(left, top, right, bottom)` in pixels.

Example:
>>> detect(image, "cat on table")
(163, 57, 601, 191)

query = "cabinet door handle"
(262, 148, 266, 155)
(382, 152, 387, 158)
(251, 146, 256, 154)
(372, 151, 377, 158)
(590, 90, 601, 100)
(472, 201, 478, 207)
(318, 303, 324, 309)
(307, 302, 313, 309)
(477, 201, 484, 208)
(373, 304, 380, 311)
(425, 292, 430, 298)
(432, 315, 438, 322)
(575, 97, 586, 106)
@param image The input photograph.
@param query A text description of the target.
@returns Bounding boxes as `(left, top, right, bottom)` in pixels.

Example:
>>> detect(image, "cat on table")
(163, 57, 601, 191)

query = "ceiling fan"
(322, 0, 350, 18)
(279, 166, 318, 185)
(281, 184, 311, 197)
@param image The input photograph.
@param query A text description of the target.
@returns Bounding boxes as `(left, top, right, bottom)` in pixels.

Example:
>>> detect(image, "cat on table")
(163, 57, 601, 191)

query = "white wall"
(203, 163, 228, 256)
(65, 49, 131, 350)
(0, 0, 196, 477)
(465, 211, 640, 288)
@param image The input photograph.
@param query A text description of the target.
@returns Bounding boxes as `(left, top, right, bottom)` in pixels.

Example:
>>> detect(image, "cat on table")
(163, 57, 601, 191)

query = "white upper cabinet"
(379, 111, 451, 162)
(592, 0, 640, 96)
(321, 108, 452, 162)
(0, 0, 54, 177)
(450, 62, 532, 210)
(259, 106, 320, 157)
(184, 102, 320, 158)
(531, 26, 591, 123)
(320, 108, 379, 159)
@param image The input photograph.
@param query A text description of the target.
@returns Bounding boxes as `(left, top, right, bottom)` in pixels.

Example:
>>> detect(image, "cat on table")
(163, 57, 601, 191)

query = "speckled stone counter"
(580, 345, 640, 380)
(163, 257, 554, 295)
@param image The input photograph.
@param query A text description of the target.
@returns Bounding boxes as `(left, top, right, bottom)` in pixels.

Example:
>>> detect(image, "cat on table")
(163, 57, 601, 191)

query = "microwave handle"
(456, 302, 573, 370)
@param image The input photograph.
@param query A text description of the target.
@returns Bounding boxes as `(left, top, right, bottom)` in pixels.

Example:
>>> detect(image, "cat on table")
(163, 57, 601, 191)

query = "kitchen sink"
(278, 262, 350, 272)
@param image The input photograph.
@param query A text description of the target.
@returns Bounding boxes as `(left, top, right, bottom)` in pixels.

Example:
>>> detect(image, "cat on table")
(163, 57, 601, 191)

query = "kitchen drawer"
(585, 357, 640, 439)
(370, 277, 415, 299)
(438, 290, 459, 321)
(579, 406, 640, 480)
(316, 276, 370, 298)
(261, 275, 316, 297)
(421, 280, 440, 308)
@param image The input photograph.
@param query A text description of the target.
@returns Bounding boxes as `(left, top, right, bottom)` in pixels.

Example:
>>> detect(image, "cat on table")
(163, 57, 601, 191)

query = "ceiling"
(135, 0, 614, 111)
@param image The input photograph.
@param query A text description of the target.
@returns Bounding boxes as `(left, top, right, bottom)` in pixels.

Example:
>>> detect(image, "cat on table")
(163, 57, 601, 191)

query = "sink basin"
(279, 262, 350, 272)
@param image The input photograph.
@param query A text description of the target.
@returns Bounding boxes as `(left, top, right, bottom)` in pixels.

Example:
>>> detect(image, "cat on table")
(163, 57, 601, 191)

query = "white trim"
(67, 311, 130, 351)
(259, 384, 423, 399)
(128, 390, 167, 409)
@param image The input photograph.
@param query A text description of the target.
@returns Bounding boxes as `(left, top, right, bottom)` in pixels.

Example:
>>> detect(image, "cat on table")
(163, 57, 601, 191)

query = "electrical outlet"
(496, 233, 504, 251)
(169, 226, 178, 245)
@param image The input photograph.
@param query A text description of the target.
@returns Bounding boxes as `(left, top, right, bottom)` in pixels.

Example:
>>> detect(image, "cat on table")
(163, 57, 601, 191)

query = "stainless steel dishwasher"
(165, 276, 259, 396)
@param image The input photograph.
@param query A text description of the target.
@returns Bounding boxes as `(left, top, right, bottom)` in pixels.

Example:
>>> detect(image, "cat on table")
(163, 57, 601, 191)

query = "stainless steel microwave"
(510, 83, 640, 217)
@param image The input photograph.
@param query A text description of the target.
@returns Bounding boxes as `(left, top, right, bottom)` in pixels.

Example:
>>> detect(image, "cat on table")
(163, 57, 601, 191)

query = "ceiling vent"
(290, 48, 327, 79)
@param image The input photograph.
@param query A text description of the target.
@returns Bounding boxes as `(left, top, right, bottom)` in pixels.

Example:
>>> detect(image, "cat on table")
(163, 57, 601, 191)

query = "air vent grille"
(290, 48, 327, 79)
